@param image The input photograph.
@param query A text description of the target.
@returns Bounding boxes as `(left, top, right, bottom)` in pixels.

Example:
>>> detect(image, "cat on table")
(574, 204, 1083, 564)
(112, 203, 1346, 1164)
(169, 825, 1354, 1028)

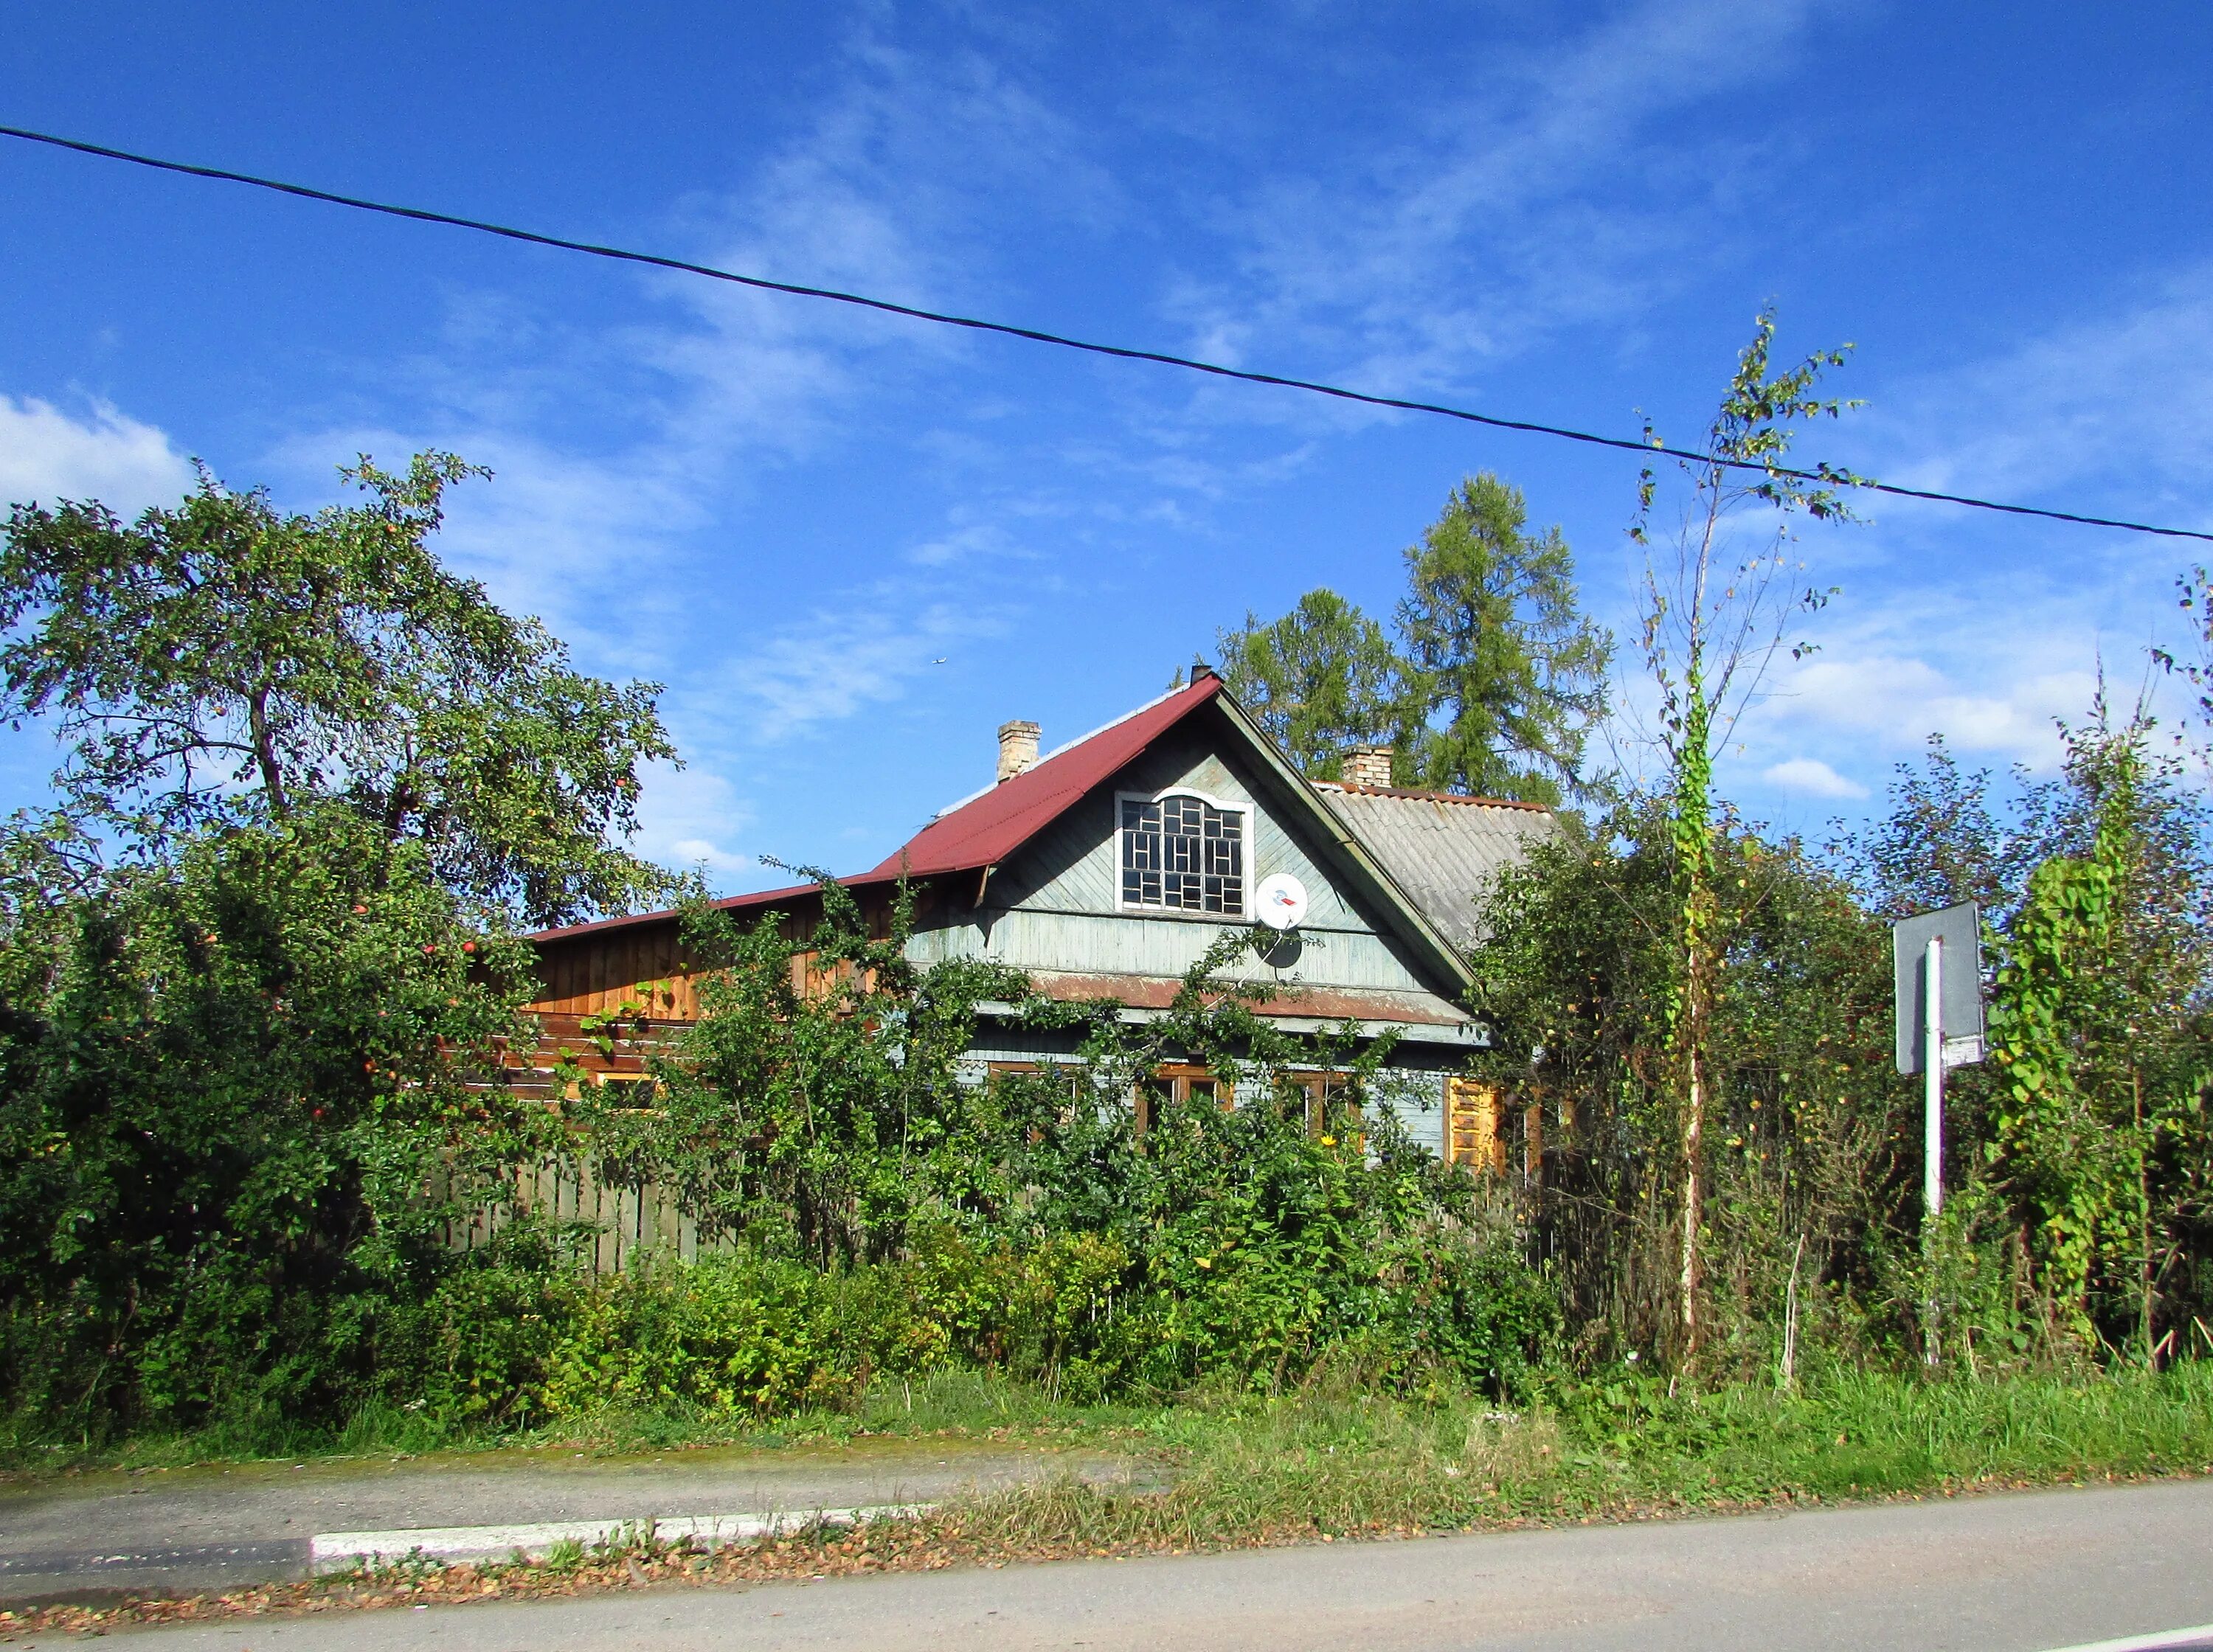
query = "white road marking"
(2037, 1627, 2213, 1652)
(310, 1504, 932, 1571)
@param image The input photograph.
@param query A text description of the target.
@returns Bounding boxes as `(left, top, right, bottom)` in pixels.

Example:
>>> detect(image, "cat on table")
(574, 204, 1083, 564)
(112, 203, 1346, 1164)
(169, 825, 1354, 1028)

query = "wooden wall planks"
(522, 886, 908, 1018)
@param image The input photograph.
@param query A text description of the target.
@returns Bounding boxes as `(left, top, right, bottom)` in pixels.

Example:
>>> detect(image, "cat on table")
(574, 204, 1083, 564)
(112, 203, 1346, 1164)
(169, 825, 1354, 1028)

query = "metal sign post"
(1923, 933, 1944, 1224)
(1893, 901, 1984, 1364)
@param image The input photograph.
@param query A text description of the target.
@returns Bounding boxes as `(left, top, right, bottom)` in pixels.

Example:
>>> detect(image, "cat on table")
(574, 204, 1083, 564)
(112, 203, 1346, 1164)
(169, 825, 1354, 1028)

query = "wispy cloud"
(717, 589, 1011, 743)
(1854, 261, 2213, 526)
(232, 27, 1129, 892)
(1159, 0, 1843, 409)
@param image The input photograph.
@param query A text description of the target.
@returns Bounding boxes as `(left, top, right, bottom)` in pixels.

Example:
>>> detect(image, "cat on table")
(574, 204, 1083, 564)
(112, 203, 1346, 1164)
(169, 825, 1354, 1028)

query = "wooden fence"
(435, 1158, 728, 1277)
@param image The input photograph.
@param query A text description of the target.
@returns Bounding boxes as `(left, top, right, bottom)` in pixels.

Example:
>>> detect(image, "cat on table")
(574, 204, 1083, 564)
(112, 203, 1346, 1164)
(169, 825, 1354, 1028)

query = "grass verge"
(2, 1362, 2209, 1637)
(0, 1368, 1154, 1479)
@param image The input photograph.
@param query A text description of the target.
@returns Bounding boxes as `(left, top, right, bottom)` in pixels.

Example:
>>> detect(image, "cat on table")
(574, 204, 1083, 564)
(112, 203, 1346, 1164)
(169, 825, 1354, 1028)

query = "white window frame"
(1115, 787, 1251, 919)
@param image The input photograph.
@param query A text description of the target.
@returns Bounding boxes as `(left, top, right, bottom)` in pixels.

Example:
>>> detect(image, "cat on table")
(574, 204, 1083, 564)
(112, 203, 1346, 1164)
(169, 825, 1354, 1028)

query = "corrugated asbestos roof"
(1311, 783, 1558, 951)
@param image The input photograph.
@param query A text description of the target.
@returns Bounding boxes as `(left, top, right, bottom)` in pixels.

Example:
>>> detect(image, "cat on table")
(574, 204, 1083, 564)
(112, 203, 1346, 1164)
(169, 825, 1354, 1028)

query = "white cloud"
(668, 837, 750, 874)
(1771, 653, 2091, 763)
(631, 760, 755, 880)
(1761, 757, 1867, 799)
(0, 395, 194, 515)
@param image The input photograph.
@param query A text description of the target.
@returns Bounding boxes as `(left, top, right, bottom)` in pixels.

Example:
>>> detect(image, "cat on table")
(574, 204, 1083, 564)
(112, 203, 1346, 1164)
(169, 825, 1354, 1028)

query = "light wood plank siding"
(1446, 1077, 1507, 1173)
(522, 886, 912, 1019)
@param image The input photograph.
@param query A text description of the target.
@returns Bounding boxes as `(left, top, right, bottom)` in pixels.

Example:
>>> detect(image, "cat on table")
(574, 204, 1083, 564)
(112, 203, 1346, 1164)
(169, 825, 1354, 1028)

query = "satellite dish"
(1256, 872, 1309, 931)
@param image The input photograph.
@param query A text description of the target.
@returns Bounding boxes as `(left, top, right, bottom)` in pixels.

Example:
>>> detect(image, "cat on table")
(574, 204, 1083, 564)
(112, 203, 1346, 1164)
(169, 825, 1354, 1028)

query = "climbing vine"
(1986, 720, 2213, 1358)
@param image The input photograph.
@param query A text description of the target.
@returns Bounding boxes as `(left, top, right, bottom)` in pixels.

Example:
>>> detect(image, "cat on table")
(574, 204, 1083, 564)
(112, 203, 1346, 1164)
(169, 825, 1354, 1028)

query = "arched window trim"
(1115, 785, 1251, 918)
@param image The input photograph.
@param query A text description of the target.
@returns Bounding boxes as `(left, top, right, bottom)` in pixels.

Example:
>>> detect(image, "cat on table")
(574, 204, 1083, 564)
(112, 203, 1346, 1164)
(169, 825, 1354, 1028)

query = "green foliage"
(1826, 735, 2052, 926)
(565, 895, 1561, 1403)
(1215, 591, 1413, 782)
(1472, 798, 1908, 1372)
(1396, 473, 1610, 805)
(0, 450, 690, 1437)
(1216, 469, 1608, 802)
(1628, 310, 1860, 1366)
(0, 805, 555, 1434)
(0, 453, 678, 926)
(381, 1230, 1145, 1423)
(1984, 712, 2213, 1353)
(9, 429, 2213, 1458)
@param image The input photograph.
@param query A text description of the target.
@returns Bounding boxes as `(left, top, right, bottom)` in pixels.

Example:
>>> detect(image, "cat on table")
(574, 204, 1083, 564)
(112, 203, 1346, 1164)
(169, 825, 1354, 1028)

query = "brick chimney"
(997, 719, 1041, 783)
(1341, 745, 1394, 788)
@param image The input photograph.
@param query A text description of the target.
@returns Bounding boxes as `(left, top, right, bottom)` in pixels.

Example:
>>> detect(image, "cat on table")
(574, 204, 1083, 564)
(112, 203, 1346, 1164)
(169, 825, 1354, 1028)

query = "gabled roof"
(529, 676, 1522, 997)
(528, 676, 1223, 943)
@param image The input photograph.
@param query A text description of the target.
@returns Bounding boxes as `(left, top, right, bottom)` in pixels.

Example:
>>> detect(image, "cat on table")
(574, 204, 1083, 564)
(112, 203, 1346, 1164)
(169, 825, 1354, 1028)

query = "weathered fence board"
(434, 1159, 727, 1277)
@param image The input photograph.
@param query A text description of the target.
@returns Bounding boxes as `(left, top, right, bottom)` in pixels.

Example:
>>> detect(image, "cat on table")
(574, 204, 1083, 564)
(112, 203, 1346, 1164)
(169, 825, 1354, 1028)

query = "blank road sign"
(1893, 901, 1984, 1075)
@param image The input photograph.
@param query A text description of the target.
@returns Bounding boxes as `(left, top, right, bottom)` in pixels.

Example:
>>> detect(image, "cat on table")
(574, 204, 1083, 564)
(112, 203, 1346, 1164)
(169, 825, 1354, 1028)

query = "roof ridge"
(1312, 781, 1553, 812)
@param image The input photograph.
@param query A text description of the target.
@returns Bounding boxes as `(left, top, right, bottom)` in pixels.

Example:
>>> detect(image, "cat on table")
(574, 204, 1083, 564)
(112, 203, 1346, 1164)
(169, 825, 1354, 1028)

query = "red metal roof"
(528, 675, 1222, 943)
(861, 674, 1221, 878)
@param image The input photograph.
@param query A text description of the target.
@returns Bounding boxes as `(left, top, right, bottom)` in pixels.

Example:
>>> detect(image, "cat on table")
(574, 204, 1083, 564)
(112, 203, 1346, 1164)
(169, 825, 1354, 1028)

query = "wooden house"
(519, 669, 1556, 1167)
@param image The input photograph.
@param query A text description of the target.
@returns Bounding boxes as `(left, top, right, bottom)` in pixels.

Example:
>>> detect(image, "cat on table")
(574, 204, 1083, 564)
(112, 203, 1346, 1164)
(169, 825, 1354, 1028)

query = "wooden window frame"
(1132, 1063, 1234, 1134)
(1283, 1069, 1359, 1138)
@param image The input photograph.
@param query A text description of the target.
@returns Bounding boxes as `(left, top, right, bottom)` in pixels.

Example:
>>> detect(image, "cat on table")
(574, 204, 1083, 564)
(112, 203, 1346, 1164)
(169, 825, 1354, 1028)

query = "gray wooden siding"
(908, 907, 1431, 990)
(996, 738, 1362, 933)
(436, 1159, 719, 1275)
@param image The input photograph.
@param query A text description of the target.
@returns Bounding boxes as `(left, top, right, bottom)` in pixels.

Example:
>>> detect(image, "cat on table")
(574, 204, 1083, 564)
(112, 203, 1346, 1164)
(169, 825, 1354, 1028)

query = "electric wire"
(4, 122, 2209, 546)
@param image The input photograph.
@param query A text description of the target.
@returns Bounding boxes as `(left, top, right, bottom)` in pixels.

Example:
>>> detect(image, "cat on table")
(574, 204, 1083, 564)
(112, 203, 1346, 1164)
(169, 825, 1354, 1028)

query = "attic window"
(1120, 792, 1245, 915)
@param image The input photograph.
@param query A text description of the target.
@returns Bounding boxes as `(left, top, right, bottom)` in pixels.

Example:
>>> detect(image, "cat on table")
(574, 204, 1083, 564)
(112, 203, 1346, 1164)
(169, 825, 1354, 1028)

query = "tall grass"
(937, 1362, 2213, 1552)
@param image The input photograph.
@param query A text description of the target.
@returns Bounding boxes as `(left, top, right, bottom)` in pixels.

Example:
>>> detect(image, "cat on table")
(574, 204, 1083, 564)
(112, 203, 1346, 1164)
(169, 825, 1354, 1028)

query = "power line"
(5, 122, 2210, 547)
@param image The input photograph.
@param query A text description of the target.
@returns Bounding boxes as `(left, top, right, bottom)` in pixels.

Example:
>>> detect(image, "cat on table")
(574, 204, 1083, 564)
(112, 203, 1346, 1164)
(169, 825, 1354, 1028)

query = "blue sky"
(4, 1, 2211, 894)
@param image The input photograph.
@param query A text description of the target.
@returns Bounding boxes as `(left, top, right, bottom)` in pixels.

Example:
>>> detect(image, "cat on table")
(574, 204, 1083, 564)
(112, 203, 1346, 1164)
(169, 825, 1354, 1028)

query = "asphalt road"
(27, 1476, 2212, 1652)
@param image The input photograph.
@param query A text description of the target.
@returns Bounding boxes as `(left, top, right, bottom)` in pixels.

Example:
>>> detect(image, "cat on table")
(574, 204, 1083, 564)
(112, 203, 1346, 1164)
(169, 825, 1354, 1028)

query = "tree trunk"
(247, 689, 288, 816)
(2136, 1069, 2153, 1363)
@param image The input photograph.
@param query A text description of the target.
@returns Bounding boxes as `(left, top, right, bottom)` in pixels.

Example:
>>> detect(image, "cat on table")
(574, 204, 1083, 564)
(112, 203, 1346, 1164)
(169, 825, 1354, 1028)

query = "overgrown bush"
(0, 809, 555, 1437)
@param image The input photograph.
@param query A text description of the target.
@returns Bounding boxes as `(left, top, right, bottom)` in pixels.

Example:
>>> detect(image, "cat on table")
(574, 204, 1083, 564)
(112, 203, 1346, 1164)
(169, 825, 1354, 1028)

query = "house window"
(1121, 792, 1246, 914)
(1285, 1071, 1360, 1140)
(1133, 1066, 1233, 1135)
